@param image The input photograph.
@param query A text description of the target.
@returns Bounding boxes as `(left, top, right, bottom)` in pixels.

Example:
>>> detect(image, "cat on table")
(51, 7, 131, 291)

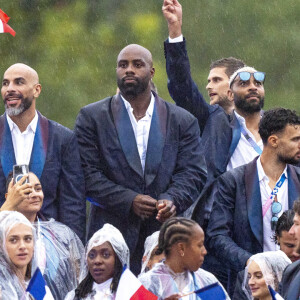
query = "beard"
(278, 153, 300, 166)
(234, 93, 264, 114)
(4, 94, 33, 116)
(117, 75, 150, 98)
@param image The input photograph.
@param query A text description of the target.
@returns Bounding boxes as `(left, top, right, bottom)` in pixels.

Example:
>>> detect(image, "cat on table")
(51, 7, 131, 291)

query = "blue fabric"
(164, 39, 244, 225)
(0, 112, 86, 242)
(75, 93, 207, 271)
(268, 286, 284, 300)
(206, 157, 300, 295)
(26, 268, 46, 300)
(195, 282, 226, 300)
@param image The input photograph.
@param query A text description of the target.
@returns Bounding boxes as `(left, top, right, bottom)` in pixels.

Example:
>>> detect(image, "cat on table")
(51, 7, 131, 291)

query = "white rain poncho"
(242, 250, 291, 299)
(138, 262, 230, 300)
(0, 211, 34, 299)
(34, 218, 85, 300)
(140, 231, 160, 274)
(65, 223, 130, 300)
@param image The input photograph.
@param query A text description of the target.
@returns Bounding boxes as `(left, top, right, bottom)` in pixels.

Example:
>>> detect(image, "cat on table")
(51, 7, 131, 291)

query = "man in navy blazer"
(75, 44, 206, 273)
(0, 63, 85, 242)
(206, 108, 300, 295)
(161, 1, 269, 226)
(279, 199, 300, 299)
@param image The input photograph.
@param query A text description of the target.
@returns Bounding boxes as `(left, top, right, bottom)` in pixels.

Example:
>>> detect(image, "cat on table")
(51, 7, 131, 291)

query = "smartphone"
(13, 164, 29, 184)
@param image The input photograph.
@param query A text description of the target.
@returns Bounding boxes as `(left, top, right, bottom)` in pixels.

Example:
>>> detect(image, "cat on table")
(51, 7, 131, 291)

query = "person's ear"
(227, 89, 234, 102)
(268, 135, 279, 148)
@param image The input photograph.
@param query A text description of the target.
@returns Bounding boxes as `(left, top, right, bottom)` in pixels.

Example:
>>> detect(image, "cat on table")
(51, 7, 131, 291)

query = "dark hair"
(6, 171, 13, 192)
(74, 254, 123, 299)
(259, 108, 300, 145)
(274, 210, 295, 244)
(210, 57, 245, 78)
(156, 217, 199, 257)
(293, 199, 300, 216)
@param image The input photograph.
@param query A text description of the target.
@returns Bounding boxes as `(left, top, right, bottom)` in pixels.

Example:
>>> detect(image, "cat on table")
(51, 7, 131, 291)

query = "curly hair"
(259, 108, 300, 145)
(274, 210, 294, 244)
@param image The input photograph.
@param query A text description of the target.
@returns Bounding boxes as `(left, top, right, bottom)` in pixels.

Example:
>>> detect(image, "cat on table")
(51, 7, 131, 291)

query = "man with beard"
(206, 108, 300, 295)
(0, 63, 86, 242)
(74, 44, 207, 274)
(280, 200, 300, 299)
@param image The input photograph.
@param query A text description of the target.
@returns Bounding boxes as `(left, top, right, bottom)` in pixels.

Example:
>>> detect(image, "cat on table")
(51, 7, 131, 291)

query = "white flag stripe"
(0, 20, 4, 33)
(115, 268, 142, 299)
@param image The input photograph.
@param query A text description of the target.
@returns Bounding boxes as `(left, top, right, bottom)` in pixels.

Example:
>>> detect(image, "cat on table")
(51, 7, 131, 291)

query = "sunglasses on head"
(231, 71, 265, 87)
(271, 201, 282, 231)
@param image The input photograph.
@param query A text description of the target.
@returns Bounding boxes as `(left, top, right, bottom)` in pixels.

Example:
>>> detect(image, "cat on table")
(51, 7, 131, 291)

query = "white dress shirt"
(257, 157, 289, 251)
(6, 112, 38, 165)
(168, 35, 184, 43)
(122, 94, 155, 172)
(227, 111, 263, 171)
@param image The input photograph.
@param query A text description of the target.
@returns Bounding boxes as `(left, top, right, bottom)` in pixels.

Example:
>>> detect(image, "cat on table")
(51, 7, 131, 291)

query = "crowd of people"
(0, 0, 299, 299)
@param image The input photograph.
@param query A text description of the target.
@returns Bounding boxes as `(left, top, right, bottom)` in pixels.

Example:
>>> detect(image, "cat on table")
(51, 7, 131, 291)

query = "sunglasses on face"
(271, 201, 282, 231)
(231, 71, 266, 87)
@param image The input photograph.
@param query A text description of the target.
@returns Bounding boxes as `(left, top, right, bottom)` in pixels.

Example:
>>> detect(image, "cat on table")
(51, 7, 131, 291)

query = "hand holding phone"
(13, 164, 29, 184)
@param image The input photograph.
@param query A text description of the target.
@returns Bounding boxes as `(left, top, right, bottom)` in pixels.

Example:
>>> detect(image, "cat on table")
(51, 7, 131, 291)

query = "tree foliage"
(0, 0, 299, 128)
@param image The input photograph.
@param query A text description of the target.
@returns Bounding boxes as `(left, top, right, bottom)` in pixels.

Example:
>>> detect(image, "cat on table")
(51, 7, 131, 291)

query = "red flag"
(0, 9, 10, 23)
(0, 19, 16, 36)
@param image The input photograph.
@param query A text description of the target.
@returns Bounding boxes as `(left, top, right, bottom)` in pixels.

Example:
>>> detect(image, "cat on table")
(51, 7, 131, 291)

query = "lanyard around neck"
(240, 124, 262, 155)
(262, 173, 287, 217)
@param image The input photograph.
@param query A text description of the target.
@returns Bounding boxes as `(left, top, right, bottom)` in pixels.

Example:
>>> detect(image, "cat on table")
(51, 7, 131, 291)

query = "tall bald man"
(75, 44, 207, 273)
(0, 63, 86, 242)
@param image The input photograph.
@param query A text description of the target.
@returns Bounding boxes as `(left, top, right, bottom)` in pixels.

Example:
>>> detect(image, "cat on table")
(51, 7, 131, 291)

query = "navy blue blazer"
(74, 94, 207, 254)
(279, 260, 300, 300)
(206, 157, 300, 286)
(0, 112, 86, 242)
(164, 39, 244, 222)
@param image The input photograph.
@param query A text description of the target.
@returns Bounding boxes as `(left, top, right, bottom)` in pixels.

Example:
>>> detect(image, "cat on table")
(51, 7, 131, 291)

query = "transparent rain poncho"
(139, 262, 230, 300)
(65, 223, 130, 300)
(34, 218, 85, 300)
(0, 211, 35, 299)
(140, 231, 160, 274)
(242, 250, 291, 299)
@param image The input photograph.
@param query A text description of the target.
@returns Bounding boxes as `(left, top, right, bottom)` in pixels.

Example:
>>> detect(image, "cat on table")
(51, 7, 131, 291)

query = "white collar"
(93, 278, 113, 293)
(121, 93, 155, 118)
(257, 156, 288, 182)
(6, 111, 38, 133)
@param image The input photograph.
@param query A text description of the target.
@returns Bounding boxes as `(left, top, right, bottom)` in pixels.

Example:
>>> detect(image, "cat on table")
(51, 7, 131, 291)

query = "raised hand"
(162, 0, 182, 38)
(0, 175, 32, 211)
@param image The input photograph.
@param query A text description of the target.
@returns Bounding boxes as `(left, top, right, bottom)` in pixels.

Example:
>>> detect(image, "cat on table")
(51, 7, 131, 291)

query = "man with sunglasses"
(206, 108, 300, 295)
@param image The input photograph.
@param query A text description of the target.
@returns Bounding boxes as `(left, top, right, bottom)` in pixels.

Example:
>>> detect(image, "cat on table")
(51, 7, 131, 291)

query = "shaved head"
(117, 44, 153, 67)
(2, 63, 41, 118)
(4, 63, 39, 84)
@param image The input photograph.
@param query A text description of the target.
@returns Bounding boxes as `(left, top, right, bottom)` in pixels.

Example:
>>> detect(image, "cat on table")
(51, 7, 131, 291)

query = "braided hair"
(156, 217, 198, 257)
(73, 255, 123, 299)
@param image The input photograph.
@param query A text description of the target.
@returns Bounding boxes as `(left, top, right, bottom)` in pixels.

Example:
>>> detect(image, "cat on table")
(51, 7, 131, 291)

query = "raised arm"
(162, 0, 214, 133)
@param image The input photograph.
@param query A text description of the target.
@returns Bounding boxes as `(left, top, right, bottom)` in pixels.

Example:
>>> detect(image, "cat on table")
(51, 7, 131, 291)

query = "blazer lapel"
(29, 112, 48, 179)
(0, 114, 16, 177)
(111, 95, 143, 178)
(144, 95, 167, 186)
(228, 112, 241, 159)
(287, 165, 300, 207)
(245, 157, 263, 248)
